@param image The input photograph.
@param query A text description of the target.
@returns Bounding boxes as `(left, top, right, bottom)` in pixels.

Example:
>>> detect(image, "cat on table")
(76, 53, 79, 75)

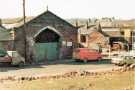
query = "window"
(80, 35, 86, 43)
(121, 31, 124, 35)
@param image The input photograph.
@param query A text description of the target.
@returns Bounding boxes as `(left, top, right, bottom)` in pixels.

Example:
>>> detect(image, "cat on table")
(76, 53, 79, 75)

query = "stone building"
(14, 10, 78, 63)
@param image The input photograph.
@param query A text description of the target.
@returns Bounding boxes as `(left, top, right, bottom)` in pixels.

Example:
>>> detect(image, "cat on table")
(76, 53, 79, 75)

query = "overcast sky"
(0, 0, 135, 19)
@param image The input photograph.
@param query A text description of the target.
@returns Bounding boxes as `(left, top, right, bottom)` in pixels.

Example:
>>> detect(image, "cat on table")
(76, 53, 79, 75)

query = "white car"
(127, 50, 135, 58)
(111, 55, 135, 66)
(7, 51, 25, 66)
(111, 55, 124, 65)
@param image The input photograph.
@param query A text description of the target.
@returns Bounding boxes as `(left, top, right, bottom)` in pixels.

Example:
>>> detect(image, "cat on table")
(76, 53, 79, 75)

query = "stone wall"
(15, 11, 78, 63)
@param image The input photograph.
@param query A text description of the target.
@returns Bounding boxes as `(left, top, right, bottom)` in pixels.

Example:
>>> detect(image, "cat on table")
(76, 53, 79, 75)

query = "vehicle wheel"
(119, 63, 126, 66)
(83, 60, 87, 63)
(114, 63, 118, 66)
(75, 59, 80, 62)
(98, 57, 102, 61)
(118, 63, 125, 66)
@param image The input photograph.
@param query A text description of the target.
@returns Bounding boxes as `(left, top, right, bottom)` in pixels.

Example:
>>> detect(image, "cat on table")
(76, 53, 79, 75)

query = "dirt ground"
(0, 71, 135, 90)
(0, 59, 118, 78)
(0, 59, 130, 90)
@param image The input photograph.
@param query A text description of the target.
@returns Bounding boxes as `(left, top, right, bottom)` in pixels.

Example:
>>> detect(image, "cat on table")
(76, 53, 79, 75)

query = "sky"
(0, 0, 135, 19)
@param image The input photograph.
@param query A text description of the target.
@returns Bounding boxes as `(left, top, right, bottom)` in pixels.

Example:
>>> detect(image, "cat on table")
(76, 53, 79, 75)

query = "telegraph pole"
(23, 0, 27, 61)
(132, 30, 134, 50)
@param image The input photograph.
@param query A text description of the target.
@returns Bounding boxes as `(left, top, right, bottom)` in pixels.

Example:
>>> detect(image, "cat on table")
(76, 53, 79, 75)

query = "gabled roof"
(15, 10, 77, 29)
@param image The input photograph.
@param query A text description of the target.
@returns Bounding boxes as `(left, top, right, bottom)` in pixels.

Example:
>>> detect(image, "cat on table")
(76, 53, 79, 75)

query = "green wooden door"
(34, 42, 59, 62)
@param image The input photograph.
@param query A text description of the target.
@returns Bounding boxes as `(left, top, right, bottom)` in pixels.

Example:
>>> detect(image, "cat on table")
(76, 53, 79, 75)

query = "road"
(0, 59, 120, 78)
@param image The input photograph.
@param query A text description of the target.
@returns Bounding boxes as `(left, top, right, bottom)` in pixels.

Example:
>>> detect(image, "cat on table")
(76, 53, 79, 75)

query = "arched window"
(35, 28, 60, 43)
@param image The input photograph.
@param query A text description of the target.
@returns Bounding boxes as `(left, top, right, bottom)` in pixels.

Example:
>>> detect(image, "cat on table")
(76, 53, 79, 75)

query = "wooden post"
(132, 31, 134, 50)
(23, 0, 27, 61)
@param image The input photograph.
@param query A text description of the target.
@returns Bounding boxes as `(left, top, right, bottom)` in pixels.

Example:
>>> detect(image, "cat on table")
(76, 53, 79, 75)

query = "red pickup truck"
(73, 48, 102, 62)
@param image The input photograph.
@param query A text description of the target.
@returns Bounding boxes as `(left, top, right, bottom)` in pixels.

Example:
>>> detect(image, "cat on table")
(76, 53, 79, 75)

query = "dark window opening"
(80, 35, 86, 43)
(121, 31, 124, 35)
(35, 29, 60, 43)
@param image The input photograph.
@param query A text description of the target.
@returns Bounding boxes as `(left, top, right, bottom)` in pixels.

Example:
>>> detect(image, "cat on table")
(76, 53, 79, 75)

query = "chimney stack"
(46, 5, 48, 11)
(88, 18, 91, 23)
(86, 21, 89, 29)
(75, 19, 78, 28)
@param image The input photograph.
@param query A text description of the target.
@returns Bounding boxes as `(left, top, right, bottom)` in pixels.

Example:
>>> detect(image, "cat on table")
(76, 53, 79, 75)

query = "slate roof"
(0, 25, 12, 41)
(103, 31, 122, 37)
(0, 30, 12, 41)
(78, 25, 97, 34)
(100, 20, 135, 28)
(12, 10, 77, 30)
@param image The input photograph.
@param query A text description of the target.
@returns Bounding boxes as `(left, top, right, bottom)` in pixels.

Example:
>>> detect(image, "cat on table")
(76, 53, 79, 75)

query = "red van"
(73, 48, 102, 62)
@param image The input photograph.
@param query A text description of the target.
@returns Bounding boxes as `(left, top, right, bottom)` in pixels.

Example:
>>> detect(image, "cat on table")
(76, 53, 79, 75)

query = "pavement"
(0, 59, 120, 78)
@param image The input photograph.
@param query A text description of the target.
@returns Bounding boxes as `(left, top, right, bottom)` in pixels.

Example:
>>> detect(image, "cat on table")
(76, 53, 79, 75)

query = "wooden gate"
(34, 42, 59, 62)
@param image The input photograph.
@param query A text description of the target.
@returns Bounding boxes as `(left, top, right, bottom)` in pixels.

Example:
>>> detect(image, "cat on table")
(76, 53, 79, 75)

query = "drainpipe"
(108, 37, 111, 59)
(75, 19, 78, 28)
(109, 45, 111, 59)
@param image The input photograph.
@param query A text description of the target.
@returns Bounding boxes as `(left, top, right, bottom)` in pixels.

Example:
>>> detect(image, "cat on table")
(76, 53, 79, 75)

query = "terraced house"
(101, 19, 135, 51)
(77, 18, 135, 52)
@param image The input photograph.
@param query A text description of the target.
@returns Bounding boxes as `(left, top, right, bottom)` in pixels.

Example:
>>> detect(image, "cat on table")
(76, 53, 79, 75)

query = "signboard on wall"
(62, 41, 73, 47)
(62, 41, 66, 46)
(67, 42, 72, 46)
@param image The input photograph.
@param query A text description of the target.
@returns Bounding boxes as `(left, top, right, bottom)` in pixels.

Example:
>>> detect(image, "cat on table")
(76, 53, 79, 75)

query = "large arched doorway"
(34, 27, 61, 62)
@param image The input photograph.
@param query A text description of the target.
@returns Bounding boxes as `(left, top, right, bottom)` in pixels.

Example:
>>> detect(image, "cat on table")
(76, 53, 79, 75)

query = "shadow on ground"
(43, 59, 112, 65)
(0, 59, 112, 72)
(0, 63, 45, 72)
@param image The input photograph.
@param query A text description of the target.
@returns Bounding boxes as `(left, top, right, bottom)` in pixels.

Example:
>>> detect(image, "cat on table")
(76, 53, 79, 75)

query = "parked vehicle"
(111, 55, 124, 65)
(73, 48, 102, 62)
(0, 49, 12, 64)
(111, 55, 135, 66)
(126, 50, 135, 58)
(7, 51, 25, 66)
(0, 49, 25, 66)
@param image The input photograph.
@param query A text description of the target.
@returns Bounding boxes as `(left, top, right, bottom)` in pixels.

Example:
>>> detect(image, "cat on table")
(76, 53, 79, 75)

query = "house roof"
(0, 29, 12, 41)
(100, 20, 135, 29)
(0, 24, 6, 30)
(0, 24, 12, 41)
(79, 25, 97, 34)
(2, 17, 34, 29)
(104, 31, 122, 37)
(13, 10, 77, 30)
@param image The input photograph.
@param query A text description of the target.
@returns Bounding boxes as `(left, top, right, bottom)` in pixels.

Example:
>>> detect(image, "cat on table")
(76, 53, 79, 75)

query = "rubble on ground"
(0, 65, 135, 82)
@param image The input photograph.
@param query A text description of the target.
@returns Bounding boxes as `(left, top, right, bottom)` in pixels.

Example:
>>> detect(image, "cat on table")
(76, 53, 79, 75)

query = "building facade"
(14, 10, 78, 63)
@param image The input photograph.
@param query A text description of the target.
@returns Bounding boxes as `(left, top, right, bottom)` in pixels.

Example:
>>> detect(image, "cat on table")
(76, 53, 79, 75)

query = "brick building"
(78, 23, 108, 51)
